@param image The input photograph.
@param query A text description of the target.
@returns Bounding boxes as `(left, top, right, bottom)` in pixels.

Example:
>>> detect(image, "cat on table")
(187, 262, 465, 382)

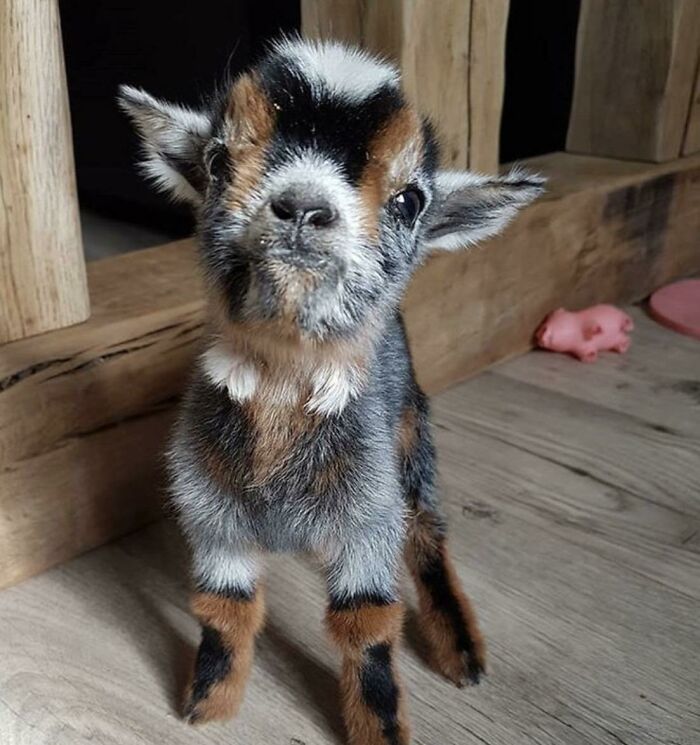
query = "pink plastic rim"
(649, 279, 700, 340)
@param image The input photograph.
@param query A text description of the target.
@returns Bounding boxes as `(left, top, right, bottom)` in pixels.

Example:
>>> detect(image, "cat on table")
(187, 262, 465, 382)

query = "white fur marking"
(118, 85, 211, 205)
(307, 361, 359, 416)
(273, 38, 399, 101)
(202, 343, 259, 402)
(192, 547, 260, 594)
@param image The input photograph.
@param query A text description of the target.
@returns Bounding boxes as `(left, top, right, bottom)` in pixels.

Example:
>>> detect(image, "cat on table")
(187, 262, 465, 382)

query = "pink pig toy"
(536, 305, 634, 362)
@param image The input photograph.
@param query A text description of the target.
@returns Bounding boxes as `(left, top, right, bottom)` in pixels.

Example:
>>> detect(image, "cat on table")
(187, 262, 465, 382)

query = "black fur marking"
(419, 550, 481, 685)
(428, 203, 497, 240)
(162, 150, 207, 195)
(329, 591, 396, 612)
(360, 643, 401, 745)
(255, 56, 403, 184)
(194, 584, 256, 602)
(188, 625, 232, 717)
(218, 263, 251, 320)
(420, 118, 440, 175)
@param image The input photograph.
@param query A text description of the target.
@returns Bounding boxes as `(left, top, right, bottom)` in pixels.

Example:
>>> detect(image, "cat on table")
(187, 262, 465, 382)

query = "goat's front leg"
(324, 539, 410, 745)
(183, 547, 264, 725)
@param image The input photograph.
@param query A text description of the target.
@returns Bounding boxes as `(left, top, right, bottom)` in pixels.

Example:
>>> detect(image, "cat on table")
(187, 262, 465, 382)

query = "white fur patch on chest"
(306, 362, 359, 416)
(200, 342, 362, 416)
(201, 343, 260, 402)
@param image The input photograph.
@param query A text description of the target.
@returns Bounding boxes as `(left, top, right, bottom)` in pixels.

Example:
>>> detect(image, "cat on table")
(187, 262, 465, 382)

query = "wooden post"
(567, 0, 700, 162)
(0, 0, 89, 344)
(301, 0, 510, 173)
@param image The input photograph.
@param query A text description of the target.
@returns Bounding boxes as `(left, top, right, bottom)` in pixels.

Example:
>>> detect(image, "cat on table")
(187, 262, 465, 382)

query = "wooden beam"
(567, 0, 700, 162)
(0, 0, 89, 343)
(301, 0, 509, 172)
(2, 152, 700, 589)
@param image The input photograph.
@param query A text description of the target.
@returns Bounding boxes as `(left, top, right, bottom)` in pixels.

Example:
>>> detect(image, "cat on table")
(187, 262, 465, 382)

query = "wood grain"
(2, 152, 700, 590)
(683, 53, 700, 155)
(567, 0, 700, 162)
(466, 0, 510, 172)
(301, 0, 509, 172)
(0, 316, 698, 744)
(0, 0, 89, 343)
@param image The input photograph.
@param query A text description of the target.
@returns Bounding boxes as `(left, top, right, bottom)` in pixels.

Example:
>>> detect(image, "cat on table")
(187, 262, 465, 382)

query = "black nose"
(269, 192, 338, 227)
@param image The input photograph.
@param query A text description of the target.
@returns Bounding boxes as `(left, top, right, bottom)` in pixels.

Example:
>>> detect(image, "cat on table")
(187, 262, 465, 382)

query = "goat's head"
(120, 38, 544, 343)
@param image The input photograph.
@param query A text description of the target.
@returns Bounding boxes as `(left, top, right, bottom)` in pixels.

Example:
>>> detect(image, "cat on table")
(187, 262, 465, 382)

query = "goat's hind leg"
(400, 396, 486, 686)
(183, 547, 265, 724)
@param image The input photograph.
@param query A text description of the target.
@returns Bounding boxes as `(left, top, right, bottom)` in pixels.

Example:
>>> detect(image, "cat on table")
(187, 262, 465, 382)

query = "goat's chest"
(243, 397, 320, 489)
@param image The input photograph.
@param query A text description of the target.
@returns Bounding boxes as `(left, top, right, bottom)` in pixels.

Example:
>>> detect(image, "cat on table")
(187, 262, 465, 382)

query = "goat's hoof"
(435, 641, 486, 688)
(182, 690, 237, 726)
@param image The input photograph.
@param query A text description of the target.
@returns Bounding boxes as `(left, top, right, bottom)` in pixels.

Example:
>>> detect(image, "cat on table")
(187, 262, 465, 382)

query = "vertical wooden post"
(567, 0, 700, 162)
(301, 0, 510, 173)
(0, 0, 89, 344)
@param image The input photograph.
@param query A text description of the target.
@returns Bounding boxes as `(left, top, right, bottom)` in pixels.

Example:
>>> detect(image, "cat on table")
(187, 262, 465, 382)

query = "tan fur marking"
(326, 602, 404, 657)
(225, 74, 275, 213)
(397, 405, 418, 457)
(245, 396, 318, 487)
(201, 440, 237, 493)
(404, 509, 443, 567)
(358, 106, 424, 240)
(311, 451, 351, 495)
(328, 603, 410, 745)
(185, 592, 265, 724)
(406, 528, 486, 685)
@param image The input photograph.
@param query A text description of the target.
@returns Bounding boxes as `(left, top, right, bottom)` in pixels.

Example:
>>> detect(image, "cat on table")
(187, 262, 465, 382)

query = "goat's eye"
(207, 146, 229, 180)
(392, 188, 424, 226)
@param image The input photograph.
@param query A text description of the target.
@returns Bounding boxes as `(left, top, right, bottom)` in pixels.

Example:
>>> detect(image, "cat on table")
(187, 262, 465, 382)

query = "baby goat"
(120, 38, 543, 745)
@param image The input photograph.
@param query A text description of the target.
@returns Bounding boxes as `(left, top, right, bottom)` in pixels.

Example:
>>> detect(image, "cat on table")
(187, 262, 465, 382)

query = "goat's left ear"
(118, 85, 212, 205)
(422, 168, 545, 252)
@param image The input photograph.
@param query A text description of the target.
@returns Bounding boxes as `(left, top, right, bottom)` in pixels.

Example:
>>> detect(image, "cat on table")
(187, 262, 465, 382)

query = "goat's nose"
(269, 192, 338, 228)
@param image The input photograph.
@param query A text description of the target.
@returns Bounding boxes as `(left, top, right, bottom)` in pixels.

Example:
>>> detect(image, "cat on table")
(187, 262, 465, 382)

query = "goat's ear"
(118, 85, 212, 205)
(422, 168, 545, 252)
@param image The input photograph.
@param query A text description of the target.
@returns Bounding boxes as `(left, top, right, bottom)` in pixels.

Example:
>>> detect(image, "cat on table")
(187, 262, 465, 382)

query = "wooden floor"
(1, 308, 698, 745)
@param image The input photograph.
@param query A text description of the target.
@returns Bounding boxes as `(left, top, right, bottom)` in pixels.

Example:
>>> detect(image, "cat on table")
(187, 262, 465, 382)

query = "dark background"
(59, 0, 580, 241)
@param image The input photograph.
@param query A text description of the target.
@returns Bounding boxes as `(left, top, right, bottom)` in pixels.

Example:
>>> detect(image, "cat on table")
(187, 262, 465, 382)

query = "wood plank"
(301, 0, 509, 172)
(0, 0, 89, 343)
(567, 0, 700, 162)
(1, 328, 699, 742)
(2, 152, 700, 590)
(466, 0, 510, 172)
(434, 372, 700, 600)
(497, 307, 700, 437)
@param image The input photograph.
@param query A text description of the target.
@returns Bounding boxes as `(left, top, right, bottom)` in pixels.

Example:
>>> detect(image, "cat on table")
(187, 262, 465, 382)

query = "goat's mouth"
(256, 232, 345, 274)
(265, 245, 331, 272)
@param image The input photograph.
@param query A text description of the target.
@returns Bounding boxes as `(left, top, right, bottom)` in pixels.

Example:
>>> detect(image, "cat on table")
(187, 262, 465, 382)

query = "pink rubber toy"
(536, 305, 634, 362)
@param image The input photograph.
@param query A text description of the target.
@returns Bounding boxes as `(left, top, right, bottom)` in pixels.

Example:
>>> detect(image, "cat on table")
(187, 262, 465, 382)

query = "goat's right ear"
(118, 85, 212, 205)
(422, 168, 545, 252)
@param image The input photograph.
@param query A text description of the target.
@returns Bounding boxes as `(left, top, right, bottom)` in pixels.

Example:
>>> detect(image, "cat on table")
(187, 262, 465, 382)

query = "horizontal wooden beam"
(2, 151, 700, 589)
